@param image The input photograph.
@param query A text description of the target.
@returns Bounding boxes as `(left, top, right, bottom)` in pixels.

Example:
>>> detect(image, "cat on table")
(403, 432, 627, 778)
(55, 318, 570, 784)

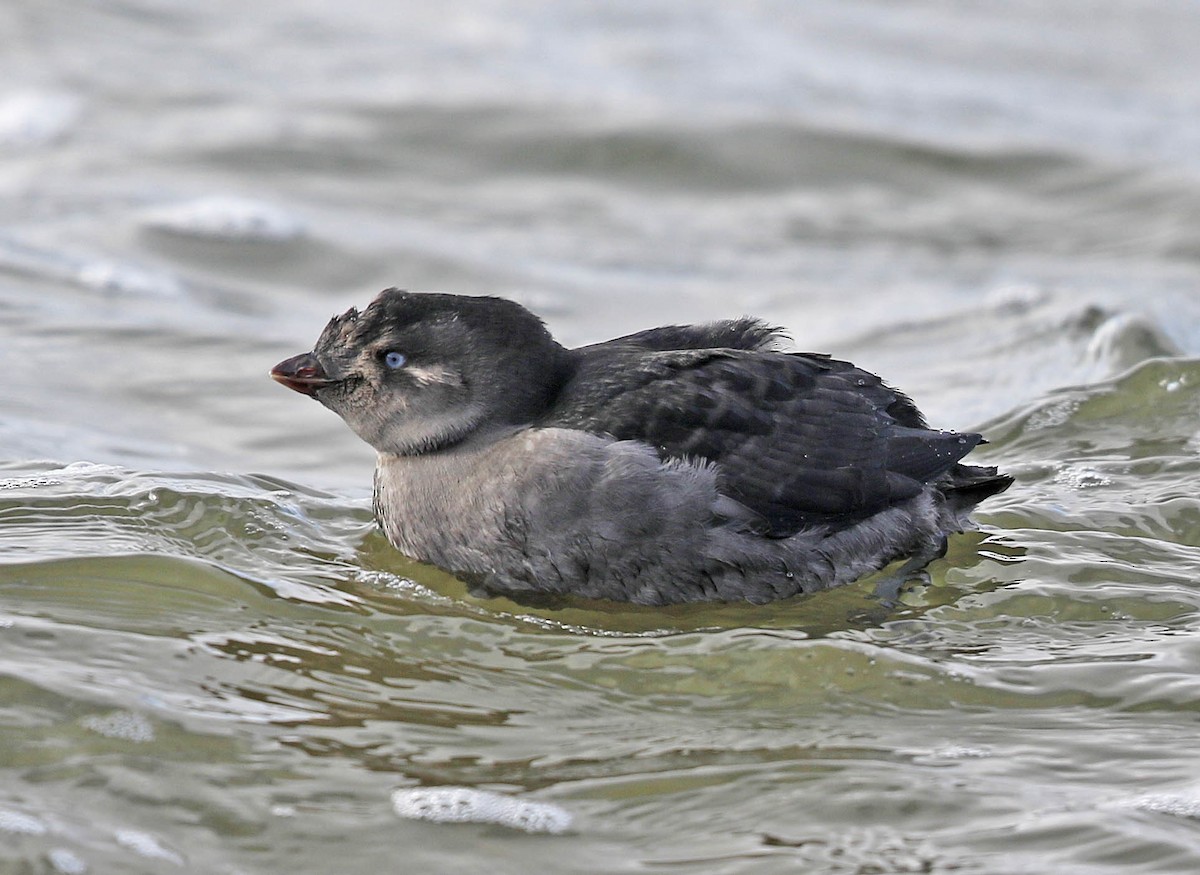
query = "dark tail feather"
(940, 463, 1014, 516)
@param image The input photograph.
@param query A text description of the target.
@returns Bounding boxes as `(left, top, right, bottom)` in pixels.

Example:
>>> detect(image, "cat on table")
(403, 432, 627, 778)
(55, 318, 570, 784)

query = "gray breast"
(371, 427, 956, 605)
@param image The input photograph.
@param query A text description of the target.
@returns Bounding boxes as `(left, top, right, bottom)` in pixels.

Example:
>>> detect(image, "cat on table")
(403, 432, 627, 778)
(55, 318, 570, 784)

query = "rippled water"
(5, 1, 1200, 873)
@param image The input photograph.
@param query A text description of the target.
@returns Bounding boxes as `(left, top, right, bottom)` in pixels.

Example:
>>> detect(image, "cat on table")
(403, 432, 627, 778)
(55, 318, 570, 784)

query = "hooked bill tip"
(270, 352, 332, 397)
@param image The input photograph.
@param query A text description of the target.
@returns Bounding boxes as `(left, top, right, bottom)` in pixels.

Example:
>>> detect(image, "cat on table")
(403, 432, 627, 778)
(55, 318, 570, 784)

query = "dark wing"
(580, 318, 788, 353)
(545, 347, 980, 536)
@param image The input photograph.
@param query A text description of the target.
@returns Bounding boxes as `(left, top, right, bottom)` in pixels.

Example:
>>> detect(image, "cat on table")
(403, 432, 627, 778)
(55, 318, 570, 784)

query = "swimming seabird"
(271, 289, 1011, 605)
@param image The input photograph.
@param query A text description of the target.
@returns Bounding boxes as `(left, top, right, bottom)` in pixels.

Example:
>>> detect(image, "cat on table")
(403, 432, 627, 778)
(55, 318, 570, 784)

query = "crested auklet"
(271, 289, 1012, 605)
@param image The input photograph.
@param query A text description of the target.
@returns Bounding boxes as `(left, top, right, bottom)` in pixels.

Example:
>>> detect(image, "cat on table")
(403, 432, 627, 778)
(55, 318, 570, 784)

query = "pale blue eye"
(384, 351, 407, 369)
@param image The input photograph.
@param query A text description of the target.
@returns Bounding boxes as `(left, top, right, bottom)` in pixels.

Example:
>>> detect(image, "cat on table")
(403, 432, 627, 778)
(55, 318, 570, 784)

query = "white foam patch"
(1026, 399, 1079, 431)
(81, 711, 155, 743)
(60, 462, 121, 476)
(0, 475, 63, 489)
(140, 196, 305, 242)
(1131, 793, 1200, 820)
(48, 848, 88, 874)
(1053, 464, 1113, 489)
(0, 236, 184, 299)
(76, 259, 185, 298)
(391, 787, 572, 834)
(917, 745, 993, 762)
(114, 830, 184, 866)
(1086, 312, 1179, 365)
(0, 808, 47, 835)
(985, 282, 1048, 311)
(0, 91, 80, 147)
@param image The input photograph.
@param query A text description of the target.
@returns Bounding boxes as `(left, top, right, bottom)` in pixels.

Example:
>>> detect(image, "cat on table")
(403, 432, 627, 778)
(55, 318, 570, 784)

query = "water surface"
(4, 2, 1200, 872)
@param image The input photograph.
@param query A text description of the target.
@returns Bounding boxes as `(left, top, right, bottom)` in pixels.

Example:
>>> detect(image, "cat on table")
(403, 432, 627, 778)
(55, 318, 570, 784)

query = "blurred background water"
(4, 1, 1200, 872)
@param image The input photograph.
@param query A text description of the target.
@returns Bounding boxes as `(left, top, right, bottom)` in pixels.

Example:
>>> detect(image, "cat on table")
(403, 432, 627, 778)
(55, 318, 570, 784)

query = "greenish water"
(4, 358, 1200, 874)
(5, 1, 1200, 873)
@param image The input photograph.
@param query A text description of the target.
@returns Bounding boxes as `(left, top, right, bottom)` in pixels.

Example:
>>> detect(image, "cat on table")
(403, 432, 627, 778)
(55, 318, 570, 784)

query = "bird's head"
(271, 289, 569, 455)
